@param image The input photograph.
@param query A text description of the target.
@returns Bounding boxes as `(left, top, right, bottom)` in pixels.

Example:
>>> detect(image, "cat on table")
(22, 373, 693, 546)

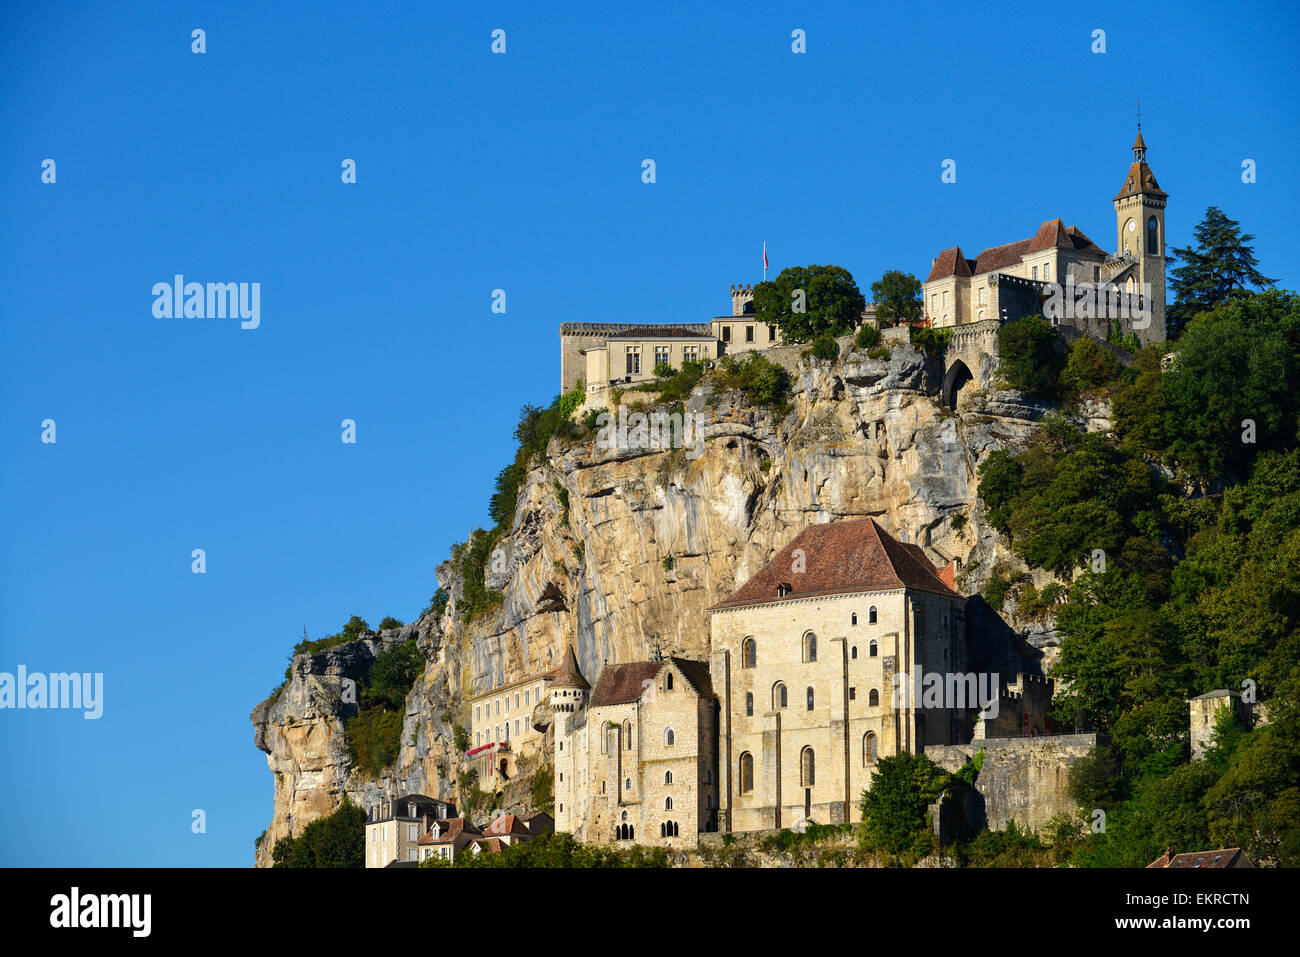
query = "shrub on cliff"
(859, 751, 953, 863)
(996, 315, 1065, 398)
(271, 799, 365, 868)
(853, 323, 882, 350)
(803, 334, 839, 362)
(751, 264, 866, 341)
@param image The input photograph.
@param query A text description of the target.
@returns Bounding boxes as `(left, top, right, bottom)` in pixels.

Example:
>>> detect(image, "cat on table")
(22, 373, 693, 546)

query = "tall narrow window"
(869, 689, 880, 707)
(624, 720, 632, 750)
(666, 673, 673, 691)
(863, 732, 878, 765)
(806, 687, 814, 711)
(869, 606, 877, 624)
(851, 613, 858, 626)
(804, 632, 817, 662)
(664, 728, 675, 747)
(739, 752, 754, 793)
(665, 770, 673, 785)
(1147, 216, 1160, 255)
(742, 638, 757, 669)
(745, 692, 753, 717)
(800, 747, 815, 787)
(773, 683, 787, 709)
(869, 639, 878, 658)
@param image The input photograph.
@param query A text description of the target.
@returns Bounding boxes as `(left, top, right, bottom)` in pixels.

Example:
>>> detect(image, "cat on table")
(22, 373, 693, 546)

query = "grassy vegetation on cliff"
(345, 639, 424, 775)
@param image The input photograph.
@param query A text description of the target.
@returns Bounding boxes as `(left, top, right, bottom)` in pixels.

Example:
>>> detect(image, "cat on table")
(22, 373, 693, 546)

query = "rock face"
(251, 339, 1072, 865)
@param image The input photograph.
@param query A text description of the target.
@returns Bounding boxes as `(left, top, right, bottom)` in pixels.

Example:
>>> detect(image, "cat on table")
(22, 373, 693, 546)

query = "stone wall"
(925, 733, 1096, 835)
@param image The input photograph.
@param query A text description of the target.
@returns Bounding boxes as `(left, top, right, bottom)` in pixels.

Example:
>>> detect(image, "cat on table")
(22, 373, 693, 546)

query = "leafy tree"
(870, 269, 923, 326)
(751, 265, 865, 342)
(996, 315, 1065, 398)
(378, 616, 403, 631)
(271, 799, 366, 868)
(1061, 337, 1123, 396)
(860, 751, 952, 860)
(367, 640, 424, 710)
(1169, 206, 1276, 336)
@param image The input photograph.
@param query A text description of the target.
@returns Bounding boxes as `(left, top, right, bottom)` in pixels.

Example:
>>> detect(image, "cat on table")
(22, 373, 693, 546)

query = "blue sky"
(1, 0, 1296, 866)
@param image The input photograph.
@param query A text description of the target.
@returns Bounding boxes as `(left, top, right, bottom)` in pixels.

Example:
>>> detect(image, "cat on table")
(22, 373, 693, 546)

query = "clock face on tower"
(1128, 220, 1136, 232)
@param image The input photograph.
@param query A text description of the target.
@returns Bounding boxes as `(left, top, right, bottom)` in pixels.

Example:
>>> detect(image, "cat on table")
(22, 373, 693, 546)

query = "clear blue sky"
(1, 0, 1296, 866)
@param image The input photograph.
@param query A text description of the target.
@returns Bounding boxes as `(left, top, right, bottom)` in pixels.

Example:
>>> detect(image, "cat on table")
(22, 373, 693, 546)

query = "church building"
(922, 130, 1167, 346)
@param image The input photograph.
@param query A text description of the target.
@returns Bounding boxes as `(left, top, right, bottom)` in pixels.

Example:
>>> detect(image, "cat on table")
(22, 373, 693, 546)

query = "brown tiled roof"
(1064, 225, 1104, 253)
(925, 246, 974, 282)
(1147, 847, 1252, 869)
(1114, 161, 1167, 200)
(590, 661, 665, 707)
(549, 644, 590, 690)
(971, 238, 1034, 276)
(482, 814, 531, 837)
(417, 817, 480, 845)
(711, 518, 960, 611)
(1027, 218, 1072, 252)
(607, 325, 716, 340)
(471, 837, 507, 854)
(938, 559, 957, 592)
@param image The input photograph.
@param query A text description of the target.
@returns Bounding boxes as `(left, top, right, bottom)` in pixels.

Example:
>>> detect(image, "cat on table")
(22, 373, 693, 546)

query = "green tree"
(1169, 206, 1276, 336)
(1061, 336, 1123, 396)
(860, 751, 952, 860)
(996, 315, 1065, 398)
(271, 799, 366, 868)
(751, 265, 865, 342)
(870, 269, 923, 326)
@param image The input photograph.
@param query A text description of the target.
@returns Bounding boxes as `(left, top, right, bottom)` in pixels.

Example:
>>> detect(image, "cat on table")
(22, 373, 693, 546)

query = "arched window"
(666, 673, 674, 691)
(851, 613, 858, 626)
(803, 632, 817, 662)
(745, 692, 753, 717)
(664, 728, 675, 747)
(800, 747, 815, 787)
(863, 731, 878, 766)
(665, 770, 673, 785)
(773, 682, 787, 709)
(869, 689, 880, 707)
(1147, 216, 1159, 255)
(665, 797, 673, 811)
(625, 778, 632, 791)
(851, 646, 858, 659)
(806, 687, 814, 711)
(739, 752, 754, 793)
(621, 811, 628, 822)
(868, 606, 877, 624)
(624, 720, 632, 750)
(742, 638, 757, 669)
(869, 639, 878, 658)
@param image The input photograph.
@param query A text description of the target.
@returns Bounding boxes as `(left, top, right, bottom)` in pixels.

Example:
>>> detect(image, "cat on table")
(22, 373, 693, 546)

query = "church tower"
(1113, 124, 1168, 344)
(548, 644, 589, 835)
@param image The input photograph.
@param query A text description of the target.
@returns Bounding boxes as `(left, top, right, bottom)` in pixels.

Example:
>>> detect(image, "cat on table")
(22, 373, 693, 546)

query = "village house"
(416, 816, 481, 863)
(364, 794, 455, 868)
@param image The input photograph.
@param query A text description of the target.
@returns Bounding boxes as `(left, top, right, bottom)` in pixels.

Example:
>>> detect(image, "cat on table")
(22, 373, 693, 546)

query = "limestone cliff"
(250, 337, 1071, 866)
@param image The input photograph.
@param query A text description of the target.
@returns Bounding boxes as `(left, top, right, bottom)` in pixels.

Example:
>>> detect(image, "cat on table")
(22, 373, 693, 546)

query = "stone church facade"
(708, 518, 970, 832)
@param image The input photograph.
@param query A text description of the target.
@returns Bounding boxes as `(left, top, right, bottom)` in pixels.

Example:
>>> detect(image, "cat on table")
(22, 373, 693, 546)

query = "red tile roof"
(417, 817, 480, 845)
(1147, 847, 1253, 869)
(590, 661, 667, 707)
(925, 246, 973, 282)
(482, 814, 531, 837)
(711, 518, 960, 612)
(928, 221, 1106, 283)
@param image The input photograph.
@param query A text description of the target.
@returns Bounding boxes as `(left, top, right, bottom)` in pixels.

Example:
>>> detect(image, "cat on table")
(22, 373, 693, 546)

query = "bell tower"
(1113, 116, 1168, 345)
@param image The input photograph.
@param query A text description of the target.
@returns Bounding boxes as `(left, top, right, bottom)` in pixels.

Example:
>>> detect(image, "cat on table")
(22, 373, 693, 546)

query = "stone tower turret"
(730, 284, 754, 317)
(1113, 125, 1168, 345)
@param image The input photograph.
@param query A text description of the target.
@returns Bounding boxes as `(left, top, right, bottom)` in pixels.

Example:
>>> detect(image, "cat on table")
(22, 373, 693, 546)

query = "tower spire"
(1133, 99, 1147, 161)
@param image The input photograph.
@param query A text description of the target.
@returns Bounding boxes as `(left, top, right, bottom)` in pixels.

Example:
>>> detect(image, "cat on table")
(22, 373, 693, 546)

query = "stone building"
(708, 518, 969, 832)
(923, 130, 1167, 346)
(1188, 688, 1251, 761)
(468, 669, 552, 782)
(552, 647, 719, 847)
(364, 794, 455, 868)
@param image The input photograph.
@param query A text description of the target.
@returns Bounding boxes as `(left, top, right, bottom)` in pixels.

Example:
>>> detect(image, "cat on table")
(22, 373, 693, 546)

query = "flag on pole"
(762, 242, 768, 279)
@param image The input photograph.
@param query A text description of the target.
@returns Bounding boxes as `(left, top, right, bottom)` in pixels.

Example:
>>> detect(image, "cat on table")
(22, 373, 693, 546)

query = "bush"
(422, 587, 449, 620)
(378, 616, 403, 631)
(717, 353, 790, 414)
(950, 513, 967, 532)
(271, 799, 366, 868)
(346, 709, 404, 775)
(909, 324, 953, 358)
(652, 362, 675, 378)
(805, 334, 840, 362)
(997, 315, 1065, 398)
(1061, 337, 1124, 396)
(854, 324, 882, 350)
